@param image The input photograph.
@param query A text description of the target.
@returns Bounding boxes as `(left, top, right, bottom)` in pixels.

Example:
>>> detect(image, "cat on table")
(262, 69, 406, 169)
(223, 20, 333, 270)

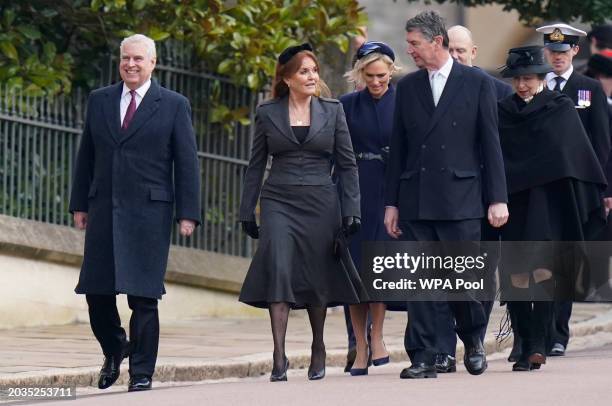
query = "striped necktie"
(122, 90, 137, 130)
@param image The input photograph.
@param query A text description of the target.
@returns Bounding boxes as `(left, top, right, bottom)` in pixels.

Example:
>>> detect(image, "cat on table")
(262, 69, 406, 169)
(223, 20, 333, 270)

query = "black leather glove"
(241, 220, 259, 239)
(343, 216, 361, 236)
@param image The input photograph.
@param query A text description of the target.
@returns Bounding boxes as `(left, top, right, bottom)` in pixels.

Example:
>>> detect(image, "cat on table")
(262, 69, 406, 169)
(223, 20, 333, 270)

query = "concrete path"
(11, 339, 612, 406)
(1, 303, 611, 391)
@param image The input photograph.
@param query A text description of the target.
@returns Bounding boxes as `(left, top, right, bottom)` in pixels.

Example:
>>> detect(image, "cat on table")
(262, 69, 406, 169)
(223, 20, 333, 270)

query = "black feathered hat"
(500, 46, 552, 78)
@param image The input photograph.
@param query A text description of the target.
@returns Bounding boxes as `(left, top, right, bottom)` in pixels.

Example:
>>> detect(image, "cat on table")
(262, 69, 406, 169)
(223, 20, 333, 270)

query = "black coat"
(385, 61, 507, 220)
(498, 90, 607, 285)
(559, 72, 611, 171)
(498, 90, 606, 241)
(476, 67, 513, 100)
(69, 80, 201, 299)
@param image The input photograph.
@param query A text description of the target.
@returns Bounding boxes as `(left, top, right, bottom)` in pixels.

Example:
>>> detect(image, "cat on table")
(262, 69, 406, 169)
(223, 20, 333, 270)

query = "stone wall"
(0, 215, 265, 329)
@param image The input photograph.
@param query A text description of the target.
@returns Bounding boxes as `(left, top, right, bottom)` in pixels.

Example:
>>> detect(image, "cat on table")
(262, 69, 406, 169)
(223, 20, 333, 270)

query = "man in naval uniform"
(536, 22, 611, 357)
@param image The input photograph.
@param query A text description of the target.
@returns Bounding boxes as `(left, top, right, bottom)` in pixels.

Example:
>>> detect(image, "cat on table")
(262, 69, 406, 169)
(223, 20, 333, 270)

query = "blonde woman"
(340, 41, 401, 376)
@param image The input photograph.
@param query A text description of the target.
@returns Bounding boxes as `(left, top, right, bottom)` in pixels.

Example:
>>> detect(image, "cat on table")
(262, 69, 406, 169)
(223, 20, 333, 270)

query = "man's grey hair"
(120, 34, 157, 59)
(405, 11, 449, 48)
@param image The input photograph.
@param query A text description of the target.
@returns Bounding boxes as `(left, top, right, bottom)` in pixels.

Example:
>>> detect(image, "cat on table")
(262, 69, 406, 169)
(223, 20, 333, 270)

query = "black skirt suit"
(239, 96, 363, 309)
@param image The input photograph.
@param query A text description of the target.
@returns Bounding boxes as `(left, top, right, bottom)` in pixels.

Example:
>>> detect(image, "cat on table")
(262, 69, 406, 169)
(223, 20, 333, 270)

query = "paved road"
(21, 340, 612, 406)
(2, 303, 609, 376)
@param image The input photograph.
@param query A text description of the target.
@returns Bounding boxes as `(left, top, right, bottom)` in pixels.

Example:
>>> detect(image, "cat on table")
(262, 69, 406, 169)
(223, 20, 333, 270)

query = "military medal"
(577, 89, 591, 108)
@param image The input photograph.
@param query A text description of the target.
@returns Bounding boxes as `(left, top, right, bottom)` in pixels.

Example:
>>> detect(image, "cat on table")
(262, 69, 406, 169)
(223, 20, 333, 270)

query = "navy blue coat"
(385, 62, 508, 220)
(492, 77, 513, 100)
(476, 67, 513, 101)
(69, 80, 201, 299)
(340, 86, 394, 268)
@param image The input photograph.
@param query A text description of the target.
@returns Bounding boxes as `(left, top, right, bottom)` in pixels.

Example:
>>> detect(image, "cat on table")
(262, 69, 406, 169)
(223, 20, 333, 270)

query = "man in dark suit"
(429, 24, 514, 374)
(384, 11, 508, 379)
(537, 23, 612, 357)
(69, 34, 201, 392)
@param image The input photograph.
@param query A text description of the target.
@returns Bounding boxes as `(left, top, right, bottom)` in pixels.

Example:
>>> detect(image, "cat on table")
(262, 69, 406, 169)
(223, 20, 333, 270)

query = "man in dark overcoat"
(537, 23, 612, 357)
(430, 24, 514, 373)
(69, 34, 201, 391)
(384, 11, 509, 379)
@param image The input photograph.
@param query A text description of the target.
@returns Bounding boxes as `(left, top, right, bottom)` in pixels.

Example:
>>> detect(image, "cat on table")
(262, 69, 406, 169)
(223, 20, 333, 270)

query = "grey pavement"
(1, 303, 611, 392)
(10, 340, 612, 406)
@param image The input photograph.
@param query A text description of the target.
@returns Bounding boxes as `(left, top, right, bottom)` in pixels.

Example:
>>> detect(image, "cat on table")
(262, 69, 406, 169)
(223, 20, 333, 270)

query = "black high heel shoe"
(372, 341, 390, 366)
(270, 356, 289, 382)
(350, 347, 370, 376)
(308, 347, 326, 380)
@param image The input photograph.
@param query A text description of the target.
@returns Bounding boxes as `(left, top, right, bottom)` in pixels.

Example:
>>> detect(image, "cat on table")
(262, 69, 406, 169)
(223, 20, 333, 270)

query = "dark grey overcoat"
(69, 80, 201, 299)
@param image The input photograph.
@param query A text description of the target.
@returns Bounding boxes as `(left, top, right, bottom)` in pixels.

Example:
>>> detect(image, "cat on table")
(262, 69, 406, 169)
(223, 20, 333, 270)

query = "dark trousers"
(550, 300, 572, 348)
(435, 300, 493, 356)
(401, 219, 487, 364)
(436, 219, 499, 355)
(86, 294, 159, 377)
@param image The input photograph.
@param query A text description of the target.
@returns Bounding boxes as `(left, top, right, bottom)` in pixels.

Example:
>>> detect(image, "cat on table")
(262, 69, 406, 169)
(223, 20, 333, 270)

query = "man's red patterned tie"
(122, 90, 137, 130)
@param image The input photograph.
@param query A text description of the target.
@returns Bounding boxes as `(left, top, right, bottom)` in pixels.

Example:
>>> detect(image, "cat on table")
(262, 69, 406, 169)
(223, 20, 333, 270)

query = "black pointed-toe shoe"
(349, 366, 368, 376)
(270, 357, 289, 382)
(128, 375, 152, 392)
(372, 342, 390, 366)
(308, 346, 326, 381)
(98, 342, 131, 390)
(464, 342, 487, 376)
(372, 355, 390, 367)
(308, 366, 326, 380)
(399, 363, 437, 379)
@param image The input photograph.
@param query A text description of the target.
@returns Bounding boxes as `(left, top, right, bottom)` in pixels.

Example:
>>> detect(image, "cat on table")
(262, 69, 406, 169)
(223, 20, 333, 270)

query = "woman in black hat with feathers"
(497, 45, 607, 371)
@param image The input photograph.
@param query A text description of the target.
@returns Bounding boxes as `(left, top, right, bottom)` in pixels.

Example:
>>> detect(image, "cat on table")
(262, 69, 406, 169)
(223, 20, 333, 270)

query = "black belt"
(356, 152, 384, 162)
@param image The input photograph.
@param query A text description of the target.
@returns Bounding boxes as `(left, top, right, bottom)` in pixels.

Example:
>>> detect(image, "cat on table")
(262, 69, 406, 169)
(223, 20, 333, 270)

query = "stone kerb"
(0, 214, 248, 293)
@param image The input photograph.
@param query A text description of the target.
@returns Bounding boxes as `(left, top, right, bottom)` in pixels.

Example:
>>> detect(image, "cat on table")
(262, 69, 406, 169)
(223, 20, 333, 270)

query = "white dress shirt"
(545, 65, 573, 91)
(428, 55, 454, 106)
(120, 79, 151, 125)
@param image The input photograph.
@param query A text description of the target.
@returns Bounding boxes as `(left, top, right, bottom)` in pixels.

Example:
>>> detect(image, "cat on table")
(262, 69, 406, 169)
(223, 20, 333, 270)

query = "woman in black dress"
(239, 44, 363, 381)
(497, 46, 607, 371)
